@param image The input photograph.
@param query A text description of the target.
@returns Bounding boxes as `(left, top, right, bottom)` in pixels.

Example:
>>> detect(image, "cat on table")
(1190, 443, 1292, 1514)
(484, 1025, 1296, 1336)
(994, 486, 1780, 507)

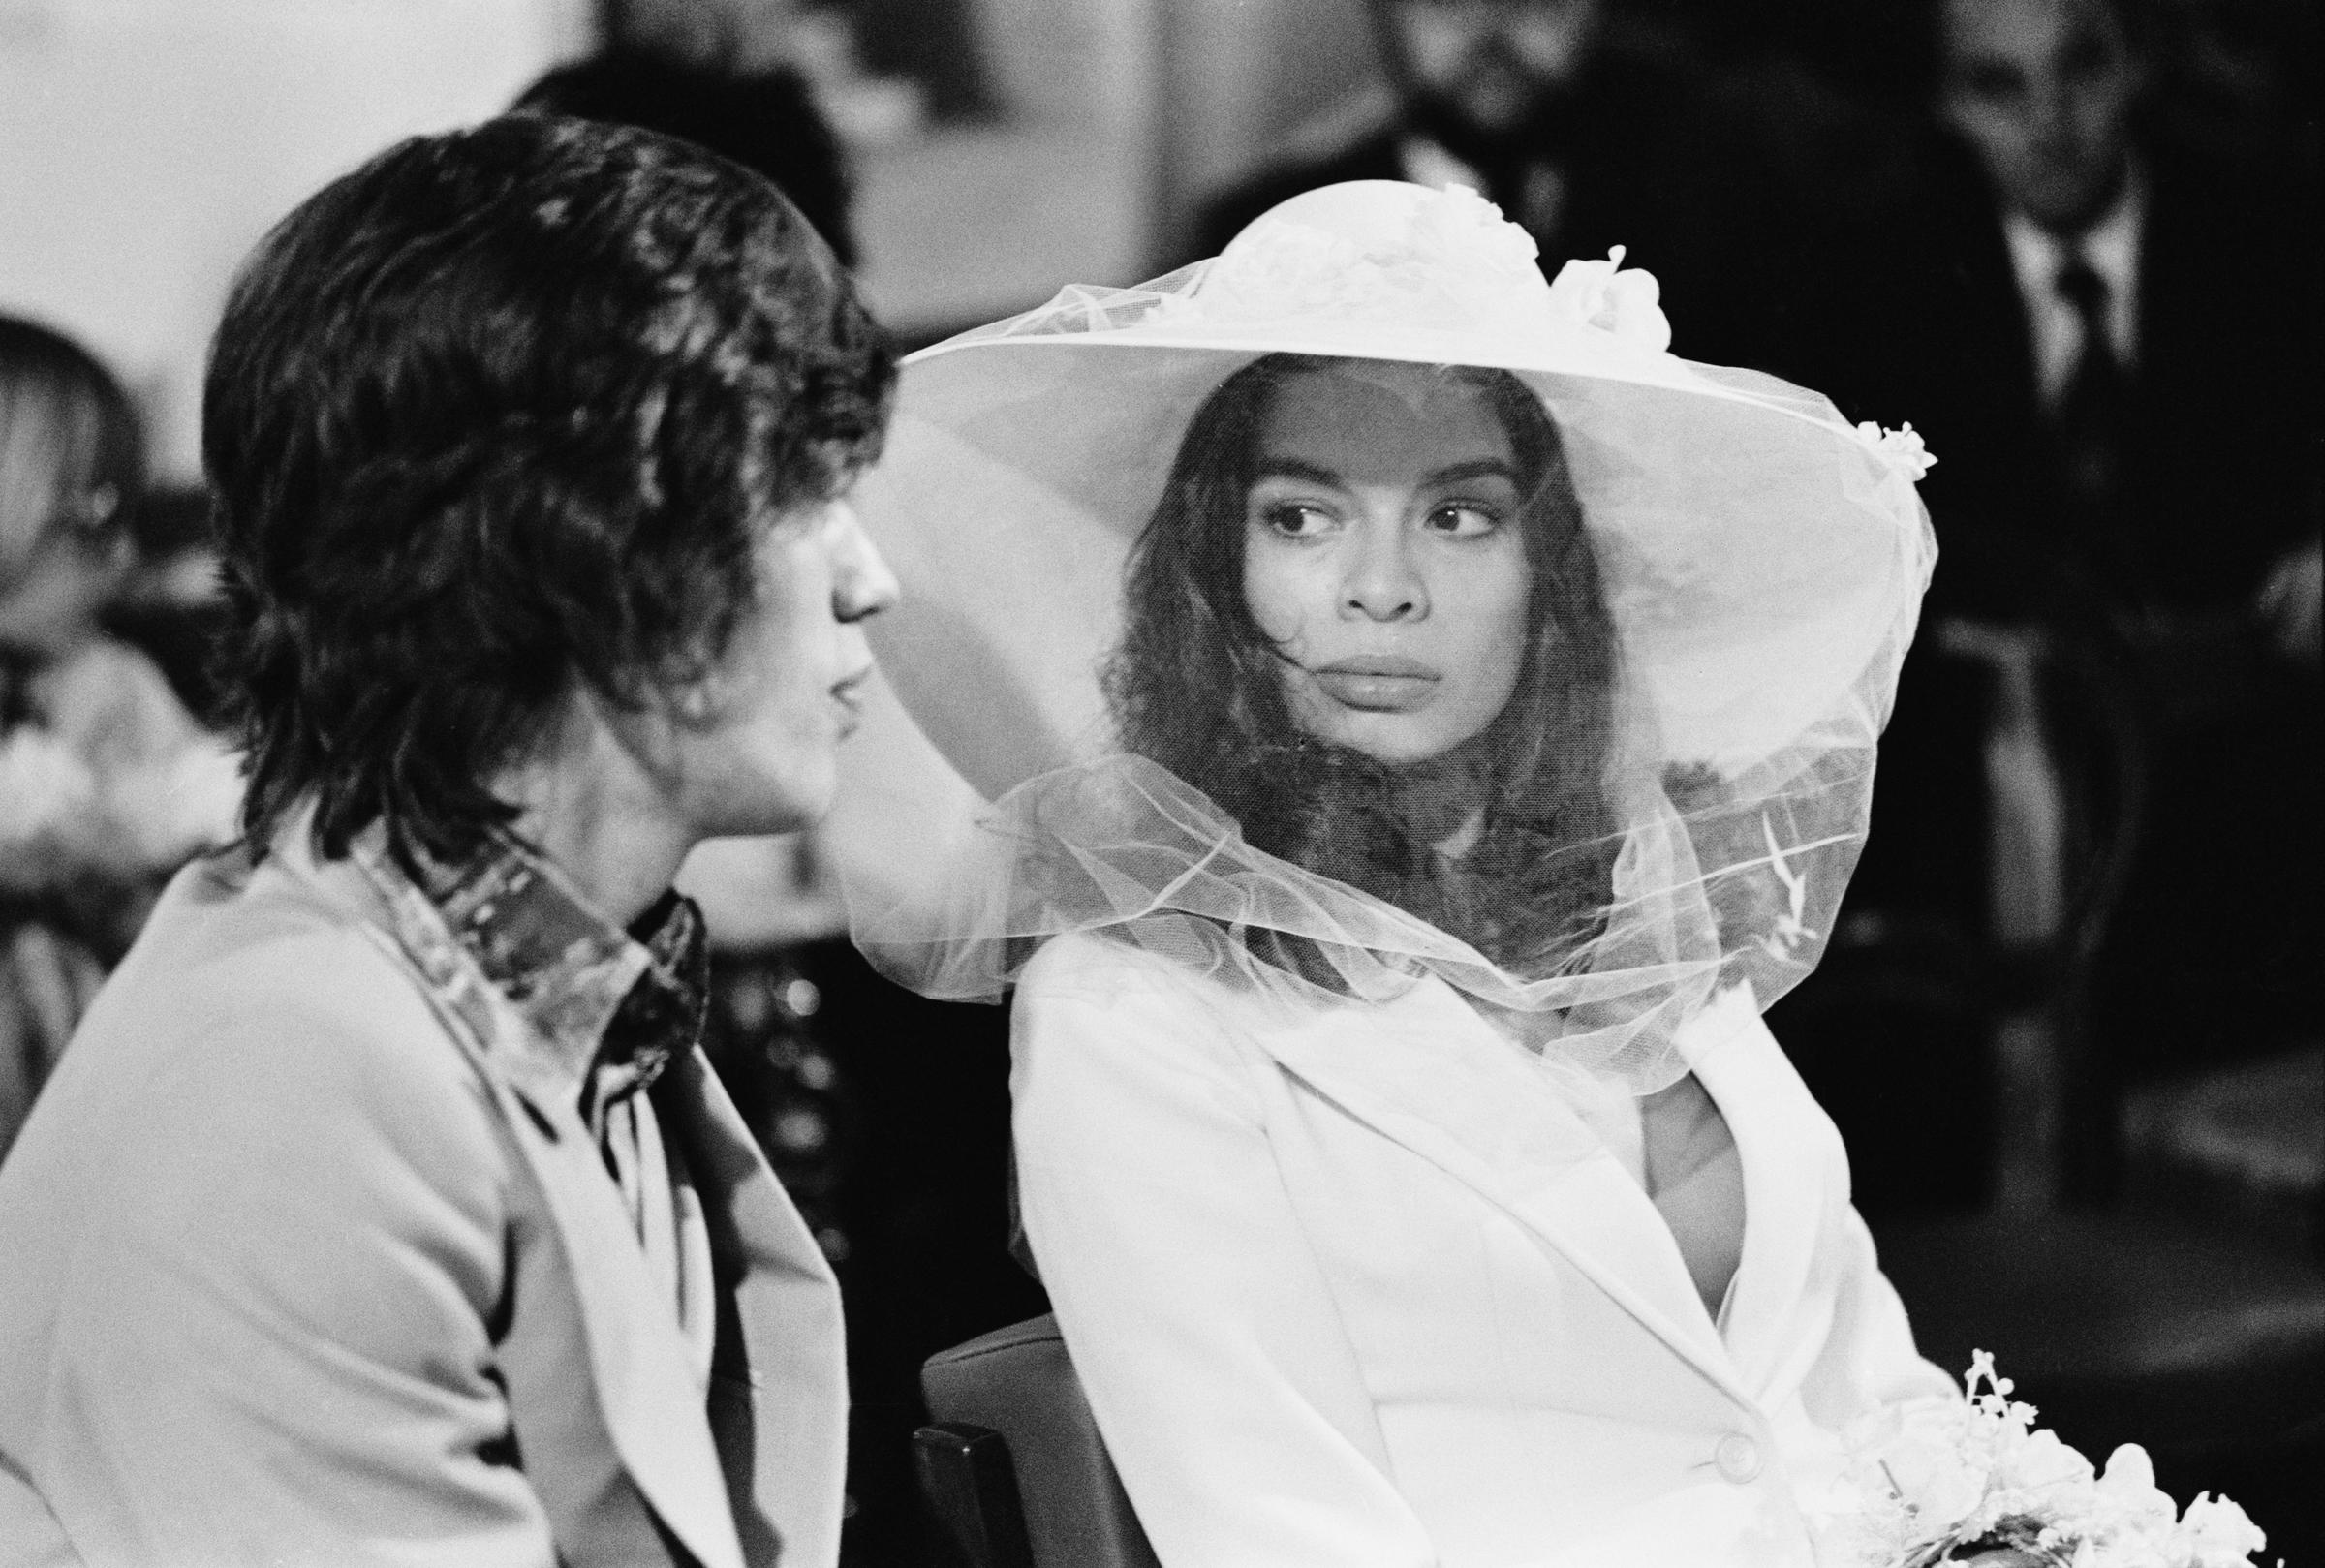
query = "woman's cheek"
(1463, 556, 1534, 716)
(1241, 545, 1314, 651)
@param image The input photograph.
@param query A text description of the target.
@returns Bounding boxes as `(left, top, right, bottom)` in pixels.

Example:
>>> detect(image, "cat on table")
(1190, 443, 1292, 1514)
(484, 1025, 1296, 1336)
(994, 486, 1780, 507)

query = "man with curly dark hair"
(0, 114, 897, 1567)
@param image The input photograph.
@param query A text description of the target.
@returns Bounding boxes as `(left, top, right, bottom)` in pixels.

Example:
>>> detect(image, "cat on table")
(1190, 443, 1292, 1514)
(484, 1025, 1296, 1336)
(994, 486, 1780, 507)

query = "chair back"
(917, 1314, 1161, 1568)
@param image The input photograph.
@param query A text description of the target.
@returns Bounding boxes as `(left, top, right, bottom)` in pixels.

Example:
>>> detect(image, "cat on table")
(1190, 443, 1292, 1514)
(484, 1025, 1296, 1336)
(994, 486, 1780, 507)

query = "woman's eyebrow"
(1251, 456, 1346, 487)
(1252, 456, 1518, 487)
(1425, 458, 1519, 487)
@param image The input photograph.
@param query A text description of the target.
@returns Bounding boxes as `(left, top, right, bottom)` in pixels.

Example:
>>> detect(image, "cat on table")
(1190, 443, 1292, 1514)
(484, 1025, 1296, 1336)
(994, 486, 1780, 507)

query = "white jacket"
(1012, 932, 1954, 1568)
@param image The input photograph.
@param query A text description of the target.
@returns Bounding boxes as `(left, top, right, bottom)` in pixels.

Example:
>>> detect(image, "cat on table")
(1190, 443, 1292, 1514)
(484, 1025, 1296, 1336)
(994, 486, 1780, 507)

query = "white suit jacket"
(0, 842, 846, 1568)
(1012, 932, 1955, 1568)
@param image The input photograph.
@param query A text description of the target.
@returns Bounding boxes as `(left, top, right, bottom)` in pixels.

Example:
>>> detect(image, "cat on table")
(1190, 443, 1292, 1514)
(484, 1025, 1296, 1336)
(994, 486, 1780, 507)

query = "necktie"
(2052, 256, 2124, 504)
(2050, 255, 2139, 594)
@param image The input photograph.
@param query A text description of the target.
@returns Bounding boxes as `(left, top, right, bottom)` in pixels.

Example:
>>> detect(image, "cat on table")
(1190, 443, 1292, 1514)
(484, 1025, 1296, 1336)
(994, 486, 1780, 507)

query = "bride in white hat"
(829, 180, 1960, 1565)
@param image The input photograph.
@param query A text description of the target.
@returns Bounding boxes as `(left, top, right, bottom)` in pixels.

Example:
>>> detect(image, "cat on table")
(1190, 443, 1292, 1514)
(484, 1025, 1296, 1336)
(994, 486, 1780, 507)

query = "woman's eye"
(1263, 503, 1336, 538)
(1425, 503, 1500, 538)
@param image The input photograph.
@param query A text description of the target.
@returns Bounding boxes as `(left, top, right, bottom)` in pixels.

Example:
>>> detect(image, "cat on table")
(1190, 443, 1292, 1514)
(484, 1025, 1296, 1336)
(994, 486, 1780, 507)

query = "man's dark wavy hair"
(1105, 354, 1623, 973)
(204, 113, 893, 871)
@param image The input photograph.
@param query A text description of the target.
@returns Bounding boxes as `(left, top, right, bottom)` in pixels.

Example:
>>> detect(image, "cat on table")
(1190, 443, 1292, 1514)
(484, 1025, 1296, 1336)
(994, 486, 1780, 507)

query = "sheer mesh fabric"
(828, 181, 1934, 1093)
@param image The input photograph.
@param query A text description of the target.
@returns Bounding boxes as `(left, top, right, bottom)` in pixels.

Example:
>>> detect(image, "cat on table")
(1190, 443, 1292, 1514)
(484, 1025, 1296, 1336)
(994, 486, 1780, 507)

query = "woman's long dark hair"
(1105, 354, 1624, 974)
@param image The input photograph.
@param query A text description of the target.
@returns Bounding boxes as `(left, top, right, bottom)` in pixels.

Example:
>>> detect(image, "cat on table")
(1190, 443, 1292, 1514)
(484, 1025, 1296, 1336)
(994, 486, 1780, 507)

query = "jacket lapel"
(292, 848, 755, 1568)
(656, 1050, 850, 1568)
(1245, 974, 1753, 1407)
(1684, 984, 1833, 1401)
(487, 1063, 751, 1568)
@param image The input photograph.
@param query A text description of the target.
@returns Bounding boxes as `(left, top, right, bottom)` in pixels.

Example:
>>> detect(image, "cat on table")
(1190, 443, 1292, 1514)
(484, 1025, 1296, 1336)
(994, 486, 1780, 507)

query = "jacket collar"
(270, 822, 761, 1568)
(1678, 984, 1831, 1402)
(1244, 975, 1826, 1412)
(348, 825, 706, 1128)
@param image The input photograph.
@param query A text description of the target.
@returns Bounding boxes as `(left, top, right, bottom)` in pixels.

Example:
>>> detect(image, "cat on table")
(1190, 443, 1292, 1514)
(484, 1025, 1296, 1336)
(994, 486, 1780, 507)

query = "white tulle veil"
(827, 180, 1936, 1093)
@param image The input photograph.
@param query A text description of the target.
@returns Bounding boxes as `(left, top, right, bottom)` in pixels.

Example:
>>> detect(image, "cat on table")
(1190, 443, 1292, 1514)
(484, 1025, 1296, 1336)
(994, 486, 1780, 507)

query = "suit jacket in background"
(0, 834, 847, 1567)
(1818, 128, 2321, 622)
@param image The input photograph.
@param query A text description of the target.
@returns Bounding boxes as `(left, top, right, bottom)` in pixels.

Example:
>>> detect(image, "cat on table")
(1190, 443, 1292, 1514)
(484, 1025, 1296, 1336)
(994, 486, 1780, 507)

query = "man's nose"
(2027, 71, 2075, 145)
(830, 504, 900, 622)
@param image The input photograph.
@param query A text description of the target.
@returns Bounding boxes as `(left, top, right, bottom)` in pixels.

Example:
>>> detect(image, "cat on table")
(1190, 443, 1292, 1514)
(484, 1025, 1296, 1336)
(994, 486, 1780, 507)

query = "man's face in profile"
(1941, 0, 2144, 234)
(1376, 0, 1604, 138)
(641, 496, 897, 842)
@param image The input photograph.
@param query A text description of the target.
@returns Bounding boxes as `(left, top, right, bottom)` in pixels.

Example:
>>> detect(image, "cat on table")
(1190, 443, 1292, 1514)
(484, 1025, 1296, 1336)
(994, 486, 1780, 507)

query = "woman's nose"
(1340, 520, 1426, 622)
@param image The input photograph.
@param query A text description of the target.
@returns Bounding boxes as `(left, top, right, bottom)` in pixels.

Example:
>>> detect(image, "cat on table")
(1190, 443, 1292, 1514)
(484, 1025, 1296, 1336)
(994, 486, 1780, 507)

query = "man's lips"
(831, 666, 872, 727)
(1310, 656, 1441, 712)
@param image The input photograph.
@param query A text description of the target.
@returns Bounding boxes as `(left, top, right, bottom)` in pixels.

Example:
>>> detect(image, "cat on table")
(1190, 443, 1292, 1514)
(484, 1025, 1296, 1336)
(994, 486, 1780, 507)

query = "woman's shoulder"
(1012, 929, 1276, 1131)
(1020, 925, 1237, 1007)
(1014, 927, 1278, 1070)
(1675, 979, 1768, 1057)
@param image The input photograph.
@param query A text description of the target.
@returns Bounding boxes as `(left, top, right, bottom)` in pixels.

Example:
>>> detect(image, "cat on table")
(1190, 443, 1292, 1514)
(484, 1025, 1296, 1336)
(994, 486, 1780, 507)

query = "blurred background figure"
(1742, 5, 2324, 1553)
(0, 317, 238, 1160)
(516, 0, 862, 263)
(1844, 0, 2317, 627)
(1811, 0, 2320, 1101)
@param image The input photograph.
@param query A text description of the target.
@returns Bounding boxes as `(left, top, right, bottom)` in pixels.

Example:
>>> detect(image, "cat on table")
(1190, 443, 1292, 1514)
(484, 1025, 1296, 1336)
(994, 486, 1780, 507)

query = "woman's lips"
(1310, 657, 1441, 712)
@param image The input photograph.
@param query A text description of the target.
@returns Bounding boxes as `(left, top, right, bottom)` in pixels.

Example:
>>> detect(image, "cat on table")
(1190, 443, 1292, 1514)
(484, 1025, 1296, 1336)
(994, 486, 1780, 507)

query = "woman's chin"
(1311, 713, 1474, 770)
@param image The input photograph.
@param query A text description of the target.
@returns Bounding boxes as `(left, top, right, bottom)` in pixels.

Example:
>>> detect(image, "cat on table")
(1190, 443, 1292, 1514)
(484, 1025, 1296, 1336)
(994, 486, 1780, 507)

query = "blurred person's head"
(0, 317, 142, 661)
(1370, 0, 1605, 146)
(204, 113, 895, 876)
(610, 0, 796, 74)
(1939, 0, 2150, 233)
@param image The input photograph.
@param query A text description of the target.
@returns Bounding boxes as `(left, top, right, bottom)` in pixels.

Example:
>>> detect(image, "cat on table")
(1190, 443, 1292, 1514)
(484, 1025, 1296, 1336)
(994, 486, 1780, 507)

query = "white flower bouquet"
(1810, 1354, 2272, 1567)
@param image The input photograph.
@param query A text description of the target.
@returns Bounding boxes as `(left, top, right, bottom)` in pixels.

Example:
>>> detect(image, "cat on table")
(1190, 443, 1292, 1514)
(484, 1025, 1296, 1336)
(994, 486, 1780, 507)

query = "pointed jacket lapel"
(1683, 983, 1835, 1401)
(491, 1067, 752, 1568)
(656, 1049, 850, 1568)
(1244, 975, 1755, 1408)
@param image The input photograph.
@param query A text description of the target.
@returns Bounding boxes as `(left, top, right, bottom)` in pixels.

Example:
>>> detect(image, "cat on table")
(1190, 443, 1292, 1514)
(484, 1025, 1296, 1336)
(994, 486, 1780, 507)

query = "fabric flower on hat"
(1198, 219, 1378, 322)
(1546, 247, 1673, 353)
(1854, 420, 1938, 480)
(1198, 184, 1552, 333)
(1411, 183, 1541, 280)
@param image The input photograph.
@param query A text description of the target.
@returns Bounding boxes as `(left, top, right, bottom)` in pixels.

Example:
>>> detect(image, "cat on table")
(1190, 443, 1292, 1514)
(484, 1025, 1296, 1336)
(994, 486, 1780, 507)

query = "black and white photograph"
(1, 1, 2317, 1564)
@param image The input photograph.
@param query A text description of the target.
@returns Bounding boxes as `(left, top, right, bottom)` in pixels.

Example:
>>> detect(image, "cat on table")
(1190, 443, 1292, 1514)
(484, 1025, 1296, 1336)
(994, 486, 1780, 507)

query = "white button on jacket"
(1714, 1432, 1764, 1486)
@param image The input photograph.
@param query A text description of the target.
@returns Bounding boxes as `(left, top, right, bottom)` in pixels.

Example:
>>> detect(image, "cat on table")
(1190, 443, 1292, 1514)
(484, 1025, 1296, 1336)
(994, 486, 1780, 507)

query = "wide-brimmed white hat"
(827, 179, 1937, 1090)
(853, 180, 1933, 798)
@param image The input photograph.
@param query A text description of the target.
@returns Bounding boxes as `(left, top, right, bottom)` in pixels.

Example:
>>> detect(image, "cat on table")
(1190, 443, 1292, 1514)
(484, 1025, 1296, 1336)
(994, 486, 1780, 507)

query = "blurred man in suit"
(0, 115, 898, 1566)
(1827, 0, 2319, 1096)
(1882, 0, 2317, 624)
